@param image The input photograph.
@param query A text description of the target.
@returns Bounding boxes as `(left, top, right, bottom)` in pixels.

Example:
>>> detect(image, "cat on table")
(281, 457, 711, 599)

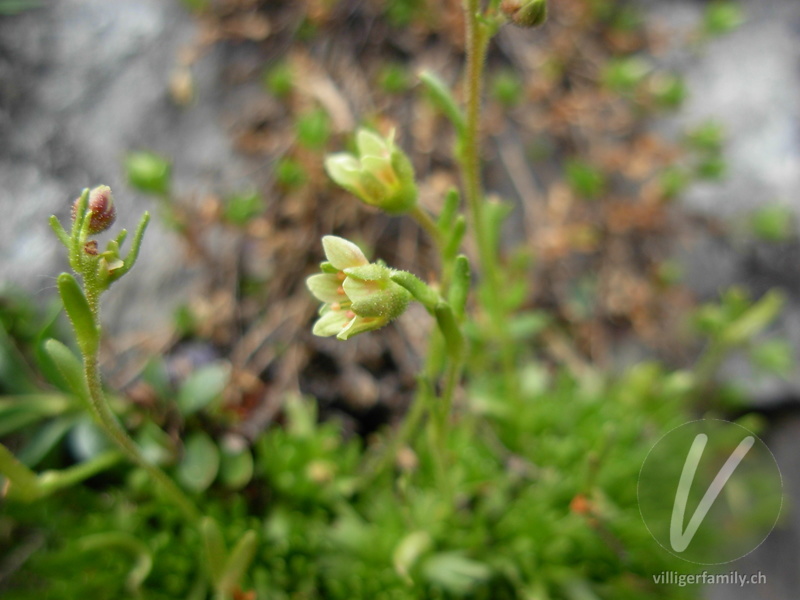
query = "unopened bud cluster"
(54, 185, 150, 291)
(306, 236, 411, 340)
(72, 185, 116, 234)
(501, 0, 547, 28)
(325, 129, 417, 215)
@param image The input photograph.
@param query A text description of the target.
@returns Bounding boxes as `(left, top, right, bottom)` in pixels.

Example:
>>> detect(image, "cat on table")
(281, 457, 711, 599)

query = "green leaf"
(393, 531, 432, 583)
(565, 160, 606, 199)
(125, 152, 172, 196)
(78, 532, 153, 593)
(275, 158, 308, 190)
(135, 422, 175, 466)
(48, 214, 70, 248)
(37, 450, 121, 498)
(437, 188, 460, 230)
(68, 416, 114, 462)
(448, 255, 471, 319)
(177, 362, 230, 416)
(201, 517, 227, 586)
(57, 273, 98, 356)
(0, 442, 41, 501)
(69, 189, 89, 255)
(561, 578, 602, 600)
(177, 432, 220, 493)
(685, 121, 725, 153)
(224, 190, 265, 225)
(0, 403, 51, 438)
(0, 320, 38, 394)
(648, 72, 687, 109)
(262, 61, 293, 98)
(721, 290, 785, 346)
(703, 1, 745, 37)
(0, 394, 75, 437)
(34, 303, 74, 391)
(750, 205, 794, 242)
(490, 70, 524, 108)
(419, 70, 465, 135)
(17, 415, 80, 467)
(695, 156, 727, 180)
(219, 441, 254, 490)
(0, 0, 43, 15)
(378, 62, 410, 94)
(601, 57, 651, 93)
(43, 338, 89, 404)
(443, 216, 466, 262)
(485, 199, 513, 255)
(750, 339, 794, 376)
(295, 108, 330, 150)
(435, 302, 464, 361)
(658, 167, 689, 200)
(508, 311, 550, 341)
(141, 356, 171, 397)
(110, 211, 150, 284)
(423, 552, 491, 594)
(218, 530, 258, 596)
(284, 394, 317, 439)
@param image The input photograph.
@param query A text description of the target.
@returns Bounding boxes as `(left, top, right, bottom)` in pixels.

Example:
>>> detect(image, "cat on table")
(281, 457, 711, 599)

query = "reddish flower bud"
(73, 185, 116, 234)
(501, 0, 547, 28)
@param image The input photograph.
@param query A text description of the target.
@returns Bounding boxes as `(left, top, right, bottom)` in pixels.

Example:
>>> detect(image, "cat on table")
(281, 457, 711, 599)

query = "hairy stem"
(462, 0, 490, 266)
(409, 204, 445, 248)
(83, 354, 200, 522)
(461, 0, 518, 391)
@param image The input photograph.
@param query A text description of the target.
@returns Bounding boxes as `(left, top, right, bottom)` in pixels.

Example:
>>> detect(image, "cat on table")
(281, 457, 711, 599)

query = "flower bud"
(307, 236, 412, 340)
(501, 0, 547, 28)
(72, 185, 116, 234)
(325, 129, 417, 215)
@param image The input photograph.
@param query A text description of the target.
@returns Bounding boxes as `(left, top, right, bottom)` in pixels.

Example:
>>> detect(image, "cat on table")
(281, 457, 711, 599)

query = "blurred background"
(2, 0, 800, 598)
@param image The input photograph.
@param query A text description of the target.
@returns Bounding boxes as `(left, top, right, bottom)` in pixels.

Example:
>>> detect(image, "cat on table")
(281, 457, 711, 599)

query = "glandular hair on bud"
(73, 185, 116, 234)
(501, 0, 547, 28)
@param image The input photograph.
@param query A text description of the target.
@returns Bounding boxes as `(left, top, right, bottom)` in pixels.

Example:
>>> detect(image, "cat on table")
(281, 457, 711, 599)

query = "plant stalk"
(410, 204, 445, 248)
(83, 354, 200, 522)
(461, 0, 518, 392)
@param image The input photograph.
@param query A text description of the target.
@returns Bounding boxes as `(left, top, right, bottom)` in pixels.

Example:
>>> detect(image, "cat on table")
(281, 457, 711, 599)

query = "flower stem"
(82, 354, 199, 522)
(460, 0, 518, 392)
(409, 204, 445, 248)
(462, 0, 490, 264)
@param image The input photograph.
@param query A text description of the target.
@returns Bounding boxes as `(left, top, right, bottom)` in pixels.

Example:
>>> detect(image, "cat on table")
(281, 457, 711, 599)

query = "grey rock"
(645, 0, 800, 404)
(0, 0, 260, 336)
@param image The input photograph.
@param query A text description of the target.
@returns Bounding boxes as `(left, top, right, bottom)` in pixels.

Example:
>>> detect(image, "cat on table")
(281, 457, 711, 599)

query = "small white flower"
(324, 128, 417, 214)
(307, 236, 411, 340)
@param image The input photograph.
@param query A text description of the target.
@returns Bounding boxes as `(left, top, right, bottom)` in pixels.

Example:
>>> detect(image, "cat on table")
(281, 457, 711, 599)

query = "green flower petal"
(337, 315, 389, 340)
(312, 309, 351, 337)
(307, 273, 345, 304)
(322, 236, 369, 270)
(361, 155, 396, 187)
(356, 129, 390, 158)
(324, 154, 361, 188)
(343, 278, 384, 316)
